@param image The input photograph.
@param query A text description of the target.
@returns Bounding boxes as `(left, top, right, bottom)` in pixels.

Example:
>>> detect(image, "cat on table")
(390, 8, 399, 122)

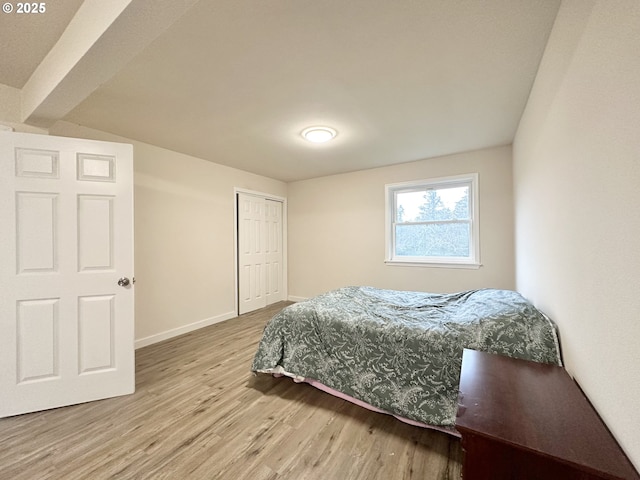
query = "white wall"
(287, 146, 515, 299)
(513, 0, 640, 469)
(49, 121, 287, 347)
(0, 84, 47, 134)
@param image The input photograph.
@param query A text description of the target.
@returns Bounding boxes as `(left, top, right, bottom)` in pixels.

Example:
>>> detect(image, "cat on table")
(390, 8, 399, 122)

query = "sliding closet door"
(265, 199, 283, 306)
(238, 194, 266, 314)
(237, 193, 284, 315)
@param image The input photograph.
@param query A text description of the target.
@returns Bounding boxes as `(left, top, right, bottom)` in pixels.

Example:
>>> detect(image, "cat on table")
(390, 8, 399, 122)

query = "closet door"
(237, 193, 284, 315)
(238, 193, 266, 315)
(265, 199, 283, 306)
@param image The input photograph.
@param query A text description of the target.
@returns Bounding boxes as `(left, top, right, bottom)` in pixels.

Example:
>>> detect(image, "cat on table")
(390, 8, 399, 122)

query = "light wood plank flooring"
(0, 302, 463, 479)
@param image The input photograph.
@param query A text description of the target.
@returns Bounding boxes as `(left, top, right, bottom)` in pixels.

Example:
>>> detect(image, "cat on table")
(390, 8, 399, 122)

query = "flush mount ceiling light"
(301, 126, 337, 143)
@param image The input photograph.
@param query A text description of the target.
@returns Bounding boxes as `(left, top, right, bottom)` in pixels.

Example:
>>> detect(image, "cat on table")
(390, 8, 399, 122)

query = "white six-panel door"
(238, 194, 266, 315)
(237, 193, 283, 315)
(0, 132, 135, 417)
(264, 199, 283, 307)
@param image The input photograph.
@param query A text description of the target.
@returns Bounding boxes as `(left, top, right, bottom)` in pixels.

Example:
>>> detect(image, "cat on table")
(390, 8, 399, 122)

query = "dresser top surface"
(455, 349, 639, 479)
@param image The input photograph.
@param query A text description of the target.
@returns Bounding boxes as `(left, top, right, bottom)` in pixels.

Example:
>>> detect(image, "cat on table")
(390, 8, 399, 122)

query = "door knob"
(118, 277, 131, 287)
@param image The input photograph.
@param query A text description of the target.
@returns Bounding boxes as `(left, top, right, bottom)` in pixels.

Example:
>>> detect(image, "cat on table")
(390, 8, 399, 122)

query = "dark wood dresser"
(455, 349, 640, 480)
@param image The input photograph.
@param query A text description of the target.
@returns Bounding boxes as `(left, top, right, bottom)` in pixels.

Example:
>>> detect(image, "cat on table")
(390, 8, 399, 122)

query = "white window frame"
(385, 173, 481, 268)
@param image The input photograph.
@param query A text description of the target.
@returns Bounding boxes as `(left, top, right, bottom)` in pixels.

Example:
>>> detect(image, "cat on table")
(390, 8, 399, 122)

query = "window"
(385, 174, 480, 267)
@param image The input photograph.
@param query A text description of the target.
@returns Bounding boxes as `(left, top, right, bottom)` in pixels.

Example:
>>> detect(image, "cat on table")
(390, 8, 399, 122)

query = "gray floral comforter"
(251, 286, 561, 427)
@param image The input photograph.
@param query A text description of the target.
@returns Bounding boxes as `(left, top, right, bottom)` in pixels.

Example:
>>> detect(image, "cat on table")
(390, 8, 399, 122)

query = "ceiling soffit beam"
(21, 0, 199, 128)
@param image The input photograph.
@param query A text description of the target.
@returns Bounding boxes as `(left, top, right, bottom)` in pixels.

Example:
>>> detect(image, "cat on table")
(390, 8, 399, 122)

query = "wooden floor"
(0, 302, 463, 480)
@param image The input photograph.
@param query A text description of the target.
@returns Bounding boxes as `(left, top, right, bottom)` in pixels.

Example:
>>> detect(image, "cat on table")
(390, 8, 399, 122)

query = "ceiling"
(0, 0, 85, 88)
(1, 0, 561, 182)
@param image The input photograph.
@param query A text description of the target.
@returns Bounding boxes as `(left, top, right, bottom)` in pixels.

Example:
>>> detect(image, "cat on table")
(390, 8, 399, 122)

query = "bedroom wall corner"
(0, 83, 48, 134)
(513, 0, 640, 471)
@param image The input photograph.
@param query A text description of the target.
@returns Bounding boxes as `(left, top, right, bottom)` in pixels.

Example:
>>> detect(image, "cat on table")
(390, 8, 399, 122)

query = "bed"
(251, 286, 562, 432)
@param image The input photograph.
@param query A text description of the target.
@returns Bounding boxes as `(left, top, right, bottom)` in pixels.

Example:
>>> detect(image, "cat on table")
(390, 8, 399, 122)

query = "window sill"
(384, 260, 482, 269)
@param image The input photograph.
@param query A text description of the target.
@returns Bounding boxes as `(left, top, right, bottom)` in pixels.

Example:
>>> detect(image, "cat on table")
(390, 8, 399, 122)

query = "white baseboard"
(287, 295, 308, 302)
(135, 310, 237, 349)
